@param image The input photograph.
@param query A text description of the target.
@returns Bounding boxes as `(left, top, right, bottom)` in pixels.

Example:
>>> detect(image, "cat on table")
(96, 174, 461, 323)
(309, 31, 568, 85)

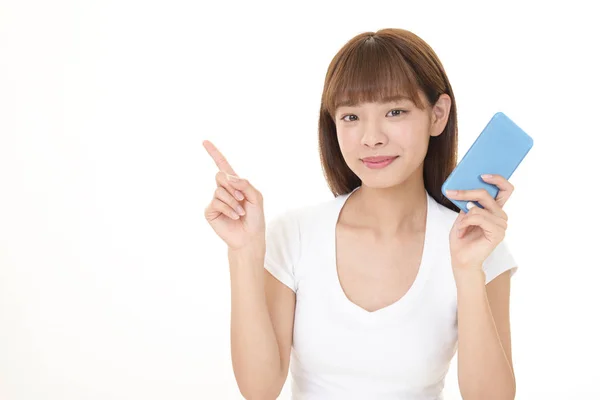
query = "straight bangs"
(323, 39, 426, 118)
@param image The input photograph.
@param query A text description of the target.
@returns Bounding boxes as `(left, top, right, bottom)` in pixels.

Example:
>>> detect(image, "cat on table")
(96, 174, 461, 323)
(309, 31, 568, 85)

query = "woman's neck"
(343, 172, 427, 238)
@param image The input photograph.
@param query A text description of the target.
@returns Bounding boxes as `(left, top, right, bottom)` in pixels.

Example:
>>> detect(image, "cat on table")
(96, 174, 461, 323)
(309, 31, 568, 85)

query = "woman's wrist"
(452, 266, 486, 288)
(228, 236, 266, 260)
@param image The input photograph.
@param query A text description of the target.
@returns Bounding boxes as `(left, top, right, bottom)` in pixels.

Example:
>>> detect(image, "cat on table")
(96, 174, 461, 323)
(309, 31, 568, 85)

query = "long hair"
(318, 28, 460, 213)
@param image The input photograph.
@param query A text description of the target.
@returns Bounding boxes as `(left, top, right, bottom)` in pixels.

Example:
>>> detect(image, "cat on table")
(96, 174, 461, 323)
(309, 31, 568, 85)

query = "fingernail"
(446, 190, 458, 196)
(227, 174, 240, 182)
(236, 205, 245, 215)
(466, 201, 476, 210)
(481, 174, 493, 179)
(234, 190, 244, 201)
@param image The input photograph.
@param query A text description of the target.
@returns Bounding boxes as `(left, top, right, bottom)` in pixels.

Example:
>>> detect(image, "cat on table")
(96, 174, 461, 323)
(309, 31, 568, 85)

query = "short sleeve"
(482, 239, 518, 285)
(263, 210, 300, 292)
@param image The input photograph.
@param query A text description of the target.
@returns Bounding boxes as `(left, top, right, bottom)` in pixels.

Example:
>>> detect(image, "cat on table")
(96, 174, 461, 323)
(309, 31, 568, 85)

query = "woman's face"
(333, 90, 450, 189)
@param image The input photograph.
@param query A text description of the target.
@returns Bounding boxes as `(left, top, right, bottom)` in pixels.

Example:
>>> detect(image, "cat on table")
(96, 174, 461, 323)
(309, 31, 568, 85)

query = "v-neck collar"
(330, 186, 438, 325)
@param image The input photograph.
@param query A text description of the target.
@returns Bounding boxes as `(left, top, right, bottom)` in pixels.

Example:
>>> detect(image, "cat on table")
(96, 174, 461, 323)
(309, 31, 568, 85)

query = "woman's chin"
(355, 175, 401, 189)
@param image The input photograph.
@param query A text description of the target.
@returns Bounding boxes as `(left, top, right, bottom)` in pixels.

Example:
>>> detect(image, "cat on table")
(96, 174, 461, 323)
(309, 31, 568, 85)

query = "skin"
(203, 89, 516, 399)
(334, 91, 444, 238)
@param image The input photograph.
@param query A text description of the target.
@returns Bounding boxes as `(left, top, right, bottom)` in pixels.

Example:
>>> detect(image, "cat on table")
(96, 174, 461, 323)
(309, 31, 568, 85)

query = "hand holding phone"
(441, 112, 534, 213)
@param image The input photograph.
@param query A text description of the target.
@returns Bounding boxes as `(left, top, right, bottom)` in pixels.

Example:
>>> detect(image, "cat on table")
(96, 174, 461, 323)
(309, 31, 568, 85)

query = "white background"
(1, 0, 598, 399)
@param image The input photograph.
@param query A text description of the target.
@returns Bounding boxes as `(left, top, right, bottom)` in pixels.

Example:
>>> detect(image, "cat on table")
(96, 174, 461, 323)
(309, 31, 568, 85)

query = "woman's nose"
(360, 126, 388, 147)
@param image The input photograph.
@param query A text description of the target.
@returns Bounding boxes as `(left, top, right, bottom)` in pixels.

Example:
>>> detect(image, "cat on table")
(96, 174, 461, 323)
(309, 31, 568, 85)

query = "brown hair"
(318, 28, 460, 213)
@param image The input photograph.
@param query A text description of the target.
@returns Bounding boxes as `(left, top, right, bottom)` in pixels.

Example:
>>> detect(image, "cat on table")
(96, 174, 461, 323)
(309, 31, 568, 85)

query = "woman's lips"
(361, 156, 399, 169)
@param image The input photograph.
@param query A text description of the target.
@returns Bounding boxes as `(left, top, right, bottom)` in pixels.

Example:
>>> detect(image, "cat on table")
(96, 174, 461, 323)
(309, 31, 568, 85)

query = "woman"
(204, 28, 518, 400)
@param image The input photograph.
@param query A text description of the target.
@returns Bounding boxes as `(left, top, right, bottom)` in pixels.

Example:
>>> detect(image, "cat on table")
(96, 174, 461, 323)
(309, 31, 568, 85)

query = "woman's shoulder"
(286, 194, 341, 222)
(266, 193, 343, 234)
(263, 195, 340, 270)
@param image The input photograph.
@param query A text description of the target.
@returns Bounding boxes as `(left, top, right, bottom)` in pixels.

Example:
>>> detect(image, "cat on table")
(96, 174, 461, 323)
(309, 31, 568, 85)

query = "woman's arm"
(229, 242, 296, 400)
(454, 268, 516, 400)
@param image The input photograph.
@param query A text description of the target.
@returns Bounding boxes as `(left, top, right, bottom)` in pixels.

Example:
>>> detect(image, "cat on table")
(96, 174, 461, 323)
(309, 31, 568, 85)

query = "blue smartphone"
(441, 112, 534, 213)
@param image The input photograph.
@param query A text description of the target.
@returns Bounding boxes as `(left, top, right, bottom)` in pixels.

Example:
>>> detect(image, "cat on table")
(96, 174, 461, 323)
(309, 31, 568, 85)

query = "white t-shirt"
(264, 186, 517, 400)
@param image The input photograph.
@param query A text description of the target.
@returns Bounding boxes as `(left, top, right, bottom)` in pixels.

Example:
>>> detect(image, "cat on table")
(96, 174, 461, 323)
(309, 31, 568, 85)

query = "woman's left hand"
(445, 174, 515, 271)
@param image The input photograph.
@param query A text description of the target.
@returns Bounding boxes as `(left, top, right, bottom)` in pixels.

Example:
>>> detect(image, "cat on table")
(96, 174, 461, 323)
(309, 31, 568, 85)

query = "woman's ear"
(430, 94, 452, 137)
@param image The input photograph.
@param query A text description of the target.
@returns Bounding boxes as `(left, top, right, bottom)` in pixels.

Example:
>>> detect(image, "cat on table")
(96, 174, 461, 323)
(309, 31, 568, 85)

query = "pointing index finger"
(202, 140, 237, 176)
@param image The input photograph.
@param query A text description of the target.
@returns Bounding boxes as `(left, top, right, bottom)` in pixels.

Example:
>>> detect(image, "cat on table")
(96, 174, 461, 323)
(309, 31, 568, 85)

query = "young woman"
(204, 28, 518, 400)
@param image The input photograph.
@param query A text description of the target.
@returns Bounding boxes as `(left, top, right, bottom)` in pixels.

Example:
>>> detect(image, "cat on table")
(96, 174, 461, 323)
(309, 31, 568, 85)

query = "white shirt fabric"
(264, 186, 518, 400)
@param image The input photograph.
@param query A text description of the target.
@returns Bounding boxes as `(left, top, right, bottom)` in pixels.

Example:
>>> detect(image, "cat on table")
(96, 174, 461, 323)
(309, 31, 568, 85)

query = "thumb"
(226, 174, 261, 205)
(452, 210, 467, 232)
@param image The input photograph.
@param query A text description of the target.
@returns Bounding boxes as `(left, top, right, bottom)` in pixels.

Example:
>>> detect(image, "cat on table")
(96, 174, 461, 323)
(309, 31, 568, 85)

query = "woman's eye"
(341, 114, 358, 122)
(340, 109, 406, 122)
(388, 109, 406, 117)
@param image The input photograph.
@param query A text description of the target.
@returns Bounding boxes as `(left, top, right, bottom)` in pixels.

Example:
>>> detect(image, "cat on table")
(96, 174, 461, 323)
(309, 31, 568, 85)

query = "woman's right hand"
(203, 140, 266, 251)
